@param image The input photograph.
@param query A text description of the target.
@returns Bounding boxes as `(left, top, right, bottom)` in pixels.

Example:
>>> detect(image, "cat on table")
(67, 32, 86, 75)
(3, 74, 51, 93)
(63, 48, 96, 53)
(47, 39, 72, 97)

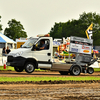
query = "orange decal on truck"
(83, 50, 89, 53)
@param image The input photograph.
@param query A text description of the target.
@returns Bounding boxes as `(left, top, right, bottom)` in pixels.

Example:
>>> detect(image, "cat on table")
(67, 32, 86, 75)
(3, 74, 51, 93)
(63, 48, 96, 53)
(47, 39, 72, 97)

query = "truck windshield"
(21, 38, 38, 48)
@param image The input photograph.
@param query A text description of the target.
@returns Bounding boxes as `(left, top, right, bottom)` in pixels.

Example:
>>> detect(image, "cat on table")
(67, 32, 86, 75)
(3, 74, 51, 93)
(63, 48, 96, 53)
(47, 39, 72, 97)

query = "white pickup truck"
(7, 35, 96, 75)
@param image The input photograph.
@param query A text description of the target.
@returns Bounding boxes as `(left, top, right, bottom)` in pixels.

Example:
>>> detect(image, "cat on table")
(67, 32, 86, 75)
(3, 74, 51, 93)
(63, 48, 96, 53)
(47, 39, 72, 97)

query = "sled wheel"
(87, 67, 94, 74)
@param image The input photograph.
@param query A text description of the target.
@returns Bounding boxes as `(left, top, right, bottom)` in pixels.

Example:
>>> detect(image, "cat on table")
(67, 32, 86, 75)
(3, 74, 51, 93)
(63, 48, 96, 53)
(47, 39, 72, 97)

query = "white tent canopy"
(0, 32, 16, 49)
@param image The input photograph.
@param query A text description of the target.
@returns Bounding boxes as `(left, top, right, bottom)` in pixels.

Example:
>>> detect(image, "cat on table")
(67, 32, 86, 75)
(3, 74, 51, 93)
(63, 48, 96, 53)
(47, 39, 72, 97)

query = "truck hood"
(8, 48, 31, 55)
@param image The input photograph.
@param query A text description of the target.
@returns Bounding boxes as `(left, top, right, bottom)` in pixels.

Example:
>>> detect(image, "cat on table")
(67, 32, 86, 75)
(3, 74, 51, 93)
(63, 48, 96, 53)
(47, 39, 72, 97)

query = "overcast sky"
(0, 0, 100, 38)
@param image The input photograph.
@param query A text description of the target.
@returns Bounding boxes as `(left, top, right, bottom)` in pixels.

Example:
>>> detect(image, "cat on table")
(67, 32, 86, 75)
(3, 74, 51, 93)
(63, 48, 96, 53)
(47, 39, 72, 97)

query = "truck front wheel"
(25, 62, 35, 73)
(14, 67, 24, 72)
(70, 65, 81, 76)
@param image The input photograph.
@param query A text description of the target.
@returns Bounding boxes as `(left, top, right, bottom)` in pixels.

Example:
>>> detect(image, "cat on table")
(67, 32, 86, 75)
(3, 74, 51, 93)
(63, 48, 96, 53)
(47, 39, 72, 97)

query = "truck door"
(32, 38, 52, 69)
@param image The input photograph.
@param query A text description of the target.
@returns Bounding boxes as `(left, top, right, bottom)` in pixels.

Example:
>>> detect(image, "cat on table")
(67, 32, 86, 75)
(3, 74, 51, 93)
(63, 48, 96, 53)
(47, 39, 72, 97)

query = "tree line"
(49, 12, 100, 46)
(0, 12, 100, 45)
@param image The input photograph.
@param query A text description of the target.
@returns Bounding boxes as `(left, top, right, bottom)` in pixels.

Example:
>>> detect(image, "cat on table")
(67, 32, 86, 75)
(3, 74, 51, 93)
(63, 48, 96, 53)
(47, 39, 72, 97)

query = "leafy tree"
(49, 12, 100, 45)
(0, 16, 2, 31)
(4, 19, 27, 40)
(49, 22, 63, 38)
(49, 20, 86, 39)
(79, 12, 100, 45)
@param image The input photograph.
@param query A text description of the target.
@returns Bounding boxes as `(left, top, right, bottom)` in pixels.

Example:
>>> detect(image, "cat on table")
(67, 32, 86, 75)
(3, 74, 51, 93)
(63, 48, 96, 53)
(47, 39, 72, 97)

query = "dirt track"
(0, 71, 100, 77)
(0, 83, 100, 100)
(0, 71, 100, 100)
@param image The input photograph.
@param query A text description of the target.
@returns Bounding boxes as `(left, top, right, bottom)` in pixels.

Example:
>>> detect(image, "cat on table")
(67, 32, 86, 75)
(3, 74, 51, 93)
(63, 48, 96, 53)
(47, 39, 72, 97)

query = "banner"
(53, 41, 61, 46)
(69, 36, 93, 54)
(70, 43, 92, 54)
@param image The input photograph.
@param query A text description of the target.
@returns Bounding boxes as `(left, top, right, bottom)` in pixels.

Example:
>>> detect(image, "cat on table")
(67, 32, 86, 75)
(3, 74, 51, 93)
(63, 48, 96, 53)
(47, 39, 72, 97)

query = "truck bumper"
(7, 56, 26, 67)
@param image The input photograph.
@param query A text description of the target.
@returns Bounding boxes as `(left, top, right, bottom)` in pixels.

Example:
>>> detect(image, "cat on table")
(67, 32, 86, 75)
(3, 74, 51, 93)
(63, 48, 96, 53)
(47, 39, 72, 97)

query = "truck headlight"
(14, 51, 23, 57)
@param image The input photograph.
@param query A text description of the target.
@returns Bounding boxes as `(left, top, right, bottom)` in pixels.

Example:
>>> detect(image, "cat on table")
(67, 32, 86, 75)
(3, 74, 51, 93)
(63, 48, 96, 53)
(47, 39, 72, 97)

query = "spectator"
(6, 46, 11, 54)
(54, 49, 62, 58)
(2, 47, 7, 56)
(93, 52, 96, 59)
(54, 50, 59, 58)
(91, 49, 94, 58)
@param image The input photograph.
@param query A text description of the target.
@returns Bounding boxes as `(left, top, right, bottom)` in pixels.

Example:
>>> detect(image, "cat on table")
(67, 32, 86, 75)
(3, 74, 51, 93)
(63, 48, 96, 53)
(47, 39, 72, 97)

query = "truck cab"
(7, 36, 53, 73)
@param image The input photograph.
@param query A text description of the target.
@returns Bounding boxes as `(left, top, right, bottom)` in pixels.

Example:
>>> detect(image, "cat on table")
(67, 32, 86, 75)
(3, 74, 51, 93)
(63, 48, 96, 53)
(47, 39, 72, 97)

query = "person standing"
(54, 50, 59, 58)
(93, 52, 96, 59)
(6, 46, 11, 54)
(54, 49, 63, 58)
(2, 47, 7, 56)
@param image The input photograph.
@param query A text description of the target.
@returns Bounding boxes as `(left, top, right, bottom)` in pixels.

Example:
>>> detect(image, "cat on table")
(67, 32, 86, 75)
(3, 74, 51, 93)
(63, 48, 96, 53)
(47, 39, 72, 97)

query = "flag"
(85, 23, 93, 39)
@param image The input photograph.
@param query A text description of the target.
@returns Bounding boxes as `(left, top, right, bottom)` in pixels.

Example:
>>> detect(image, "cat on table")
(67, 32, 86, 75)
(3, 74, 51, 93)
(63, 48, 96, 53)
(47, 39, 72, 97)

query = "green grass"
(0, 66, 100, 72)
(0, 66, 48, 72)
(0, 66, 14, 71)
(0, 66, 100, 82)
(94, 68, 100, 71)
(0, 76, 100, 82)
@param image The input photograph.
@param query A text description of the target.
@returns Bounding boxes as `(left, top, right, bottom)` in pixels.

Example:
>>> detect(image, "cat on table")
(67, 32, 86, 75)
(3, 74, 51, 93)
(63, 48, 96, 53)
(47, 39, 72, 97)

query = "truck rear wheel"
(14, 67, 24, 72)
(70, 65, 81, 76)
(25, 62, 35, 73)
(59, 71, 68, 75)
(87, 67, 94, 74)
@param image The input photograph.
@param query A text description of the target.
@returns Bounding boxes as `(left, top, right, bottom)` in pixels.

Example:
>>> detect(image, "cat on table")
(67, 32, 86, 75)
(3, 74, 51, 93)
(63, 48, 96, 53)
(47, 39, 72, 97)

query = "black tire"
(70, 65, 81, 76)
(25, 62, 35, 73)
(59, 71, 68, 75)
(14, 67, 24, 72)
(87, 67, 94, 74)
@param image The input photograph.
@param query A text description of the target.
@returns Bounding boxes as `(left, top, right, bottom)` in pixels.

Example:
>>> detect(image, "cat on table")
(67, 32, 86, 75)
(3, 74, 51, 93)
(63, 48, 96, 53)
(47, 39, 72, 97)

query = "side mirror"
(31, 45, 36, 51)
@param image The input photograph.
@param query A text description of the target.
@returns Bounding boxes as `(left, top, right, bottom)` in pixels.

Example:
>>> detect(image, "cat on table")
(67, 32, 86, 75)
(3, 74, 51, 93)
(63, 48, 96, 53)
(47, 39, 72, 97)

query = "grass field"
(0, 76, 100, 82)
(0, 66, 100, 72)
(0, 66, 100, 82)
(0, 66, 48, 71)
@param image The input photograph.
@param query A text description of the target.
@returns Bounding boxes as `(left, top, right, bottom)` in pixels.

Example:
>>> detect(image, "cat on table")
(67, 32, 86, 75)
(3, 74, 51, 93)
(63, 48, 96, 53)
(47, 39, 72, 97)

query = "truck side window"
(36, 39, 50, 50)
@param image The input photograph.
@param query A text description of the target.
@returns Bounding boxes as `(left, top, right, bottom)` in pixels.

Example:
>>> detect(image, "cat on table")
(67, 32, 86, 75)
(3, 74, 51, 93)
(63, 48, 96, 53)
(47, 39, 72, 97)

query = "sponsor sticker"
(83, 50, 89, 53)
(82, 45, 90, 50)
(71, 48, 78, 52)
